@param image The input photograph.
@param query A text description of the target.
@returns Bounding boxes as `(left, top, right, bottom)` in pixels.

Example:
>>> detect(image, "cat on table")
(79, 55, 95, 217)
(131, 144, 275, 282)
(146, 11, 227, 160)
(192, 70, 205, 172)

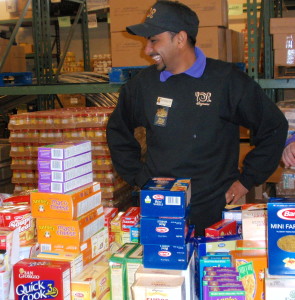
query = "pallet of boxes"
(12, 140, 111, 300)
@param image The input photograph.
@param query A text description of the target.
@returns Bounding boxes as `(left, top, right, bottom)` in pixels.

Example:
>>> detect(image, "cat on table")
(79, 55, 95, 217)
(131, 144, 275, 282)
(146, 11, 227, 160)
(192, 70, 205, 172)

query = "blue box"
(140, 216, 189, 245)
(143, 226, 194, 270)
(268, 199, 295, 275)
(140, 177, 191, 218)
(130, 223, 140, 243)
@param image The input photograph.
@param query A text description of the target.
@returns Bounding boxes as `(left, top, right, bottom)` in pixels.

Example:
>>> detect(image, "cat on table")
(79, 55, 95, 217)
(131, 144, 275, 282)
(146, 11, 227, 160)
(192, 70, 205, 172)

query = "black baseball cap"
(126, 1, 199, 39)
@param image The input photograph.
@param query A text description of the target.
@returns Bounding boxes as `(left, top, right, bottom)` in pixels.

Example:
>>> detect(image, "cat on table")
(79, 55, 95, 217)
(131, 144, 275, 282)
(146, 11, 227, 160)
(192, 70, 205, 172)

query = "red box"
(205, 219, 237, 237)
(121, 207, 140, 232)
(0, 227, 14, 250)
(0, 205, 36, 246)
(103, 207, 118, 230)
(13, 258, 71, 300)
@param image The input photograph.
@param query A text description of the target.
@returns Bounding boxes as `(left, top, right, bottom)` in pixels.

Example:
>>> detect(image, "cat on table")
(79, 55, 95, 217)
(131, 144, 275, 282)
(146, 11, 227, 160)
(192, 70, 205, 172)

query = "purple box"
(204, 267, 237, 273)
(203, 281, 244, 300)
(38, 172, 93, 194)
(38, 162, 93, 182)
(38, 140, 91, 159)
(38, 151, 92, 171)
(208, 286, 245, 300)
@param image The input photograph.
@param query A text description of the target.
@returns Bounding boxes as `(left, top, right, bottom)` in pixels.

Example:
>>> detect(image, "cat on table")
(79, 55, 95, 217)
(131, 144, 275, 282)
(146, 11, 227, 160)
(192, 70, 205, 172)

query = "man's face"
(144, 31, 180, 73)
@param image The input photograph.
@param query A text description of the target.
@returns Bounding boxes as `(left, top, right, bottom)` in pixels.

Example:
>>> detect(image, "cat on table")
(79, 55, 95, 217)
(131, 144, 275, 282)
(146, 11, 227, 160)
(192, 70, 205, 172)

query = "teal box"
(140, 177, 191, 218)
(130, 223, 140, 243)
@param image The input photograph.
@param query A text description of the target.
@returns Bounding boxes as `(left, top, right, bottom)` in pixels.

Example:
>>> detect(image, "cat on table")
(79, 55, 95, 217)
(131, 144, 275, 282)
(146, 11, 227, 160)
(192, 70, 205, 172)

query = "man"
(282, 135, 295, 167)
(106, 1, 288, 235)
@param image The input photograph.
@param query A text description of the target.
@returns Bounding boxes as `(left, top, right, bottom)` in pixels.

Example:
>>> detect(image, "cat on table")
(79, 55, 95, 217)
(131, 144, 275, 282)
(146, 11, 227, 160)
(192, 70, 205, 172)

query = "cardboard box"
(230, 249, 267, 300)
(270, 18, 295, 34)
(273, 33, 295, 50)
(197, 27, 227, 61)
(0, 45, 26, 72)
(274, 49, 295, 66)
(31, 182, 101, 219)
(181, 0, 228, 28)
(111, 31, 154, 67)
(109, 0, 154, 32)
(13, 259, 71, 300)
(205, 219, 237, 237)
(121, 206, 140, 232)
(36, 206, 104, 252)
(56, 94, 86, 108)
(140, 177, 191, 218)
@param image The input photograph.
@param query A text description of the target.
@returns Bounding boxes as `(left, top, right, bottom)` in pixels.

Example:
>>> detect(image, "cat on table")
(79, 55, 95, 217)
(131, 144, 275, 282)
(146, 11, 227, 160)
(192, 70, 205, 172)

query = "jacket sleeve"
(285, 132, 295, 146)
(227, 69, 289, 190)
(106, 82, 149, 187)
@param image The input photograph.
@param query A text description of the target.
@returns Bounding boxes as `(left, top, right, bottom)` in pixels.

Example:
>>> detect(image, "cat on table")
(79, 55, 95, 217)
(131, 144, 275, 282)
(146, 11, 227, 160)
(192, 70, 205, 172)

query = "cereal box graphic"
(13, 258, 71, 300)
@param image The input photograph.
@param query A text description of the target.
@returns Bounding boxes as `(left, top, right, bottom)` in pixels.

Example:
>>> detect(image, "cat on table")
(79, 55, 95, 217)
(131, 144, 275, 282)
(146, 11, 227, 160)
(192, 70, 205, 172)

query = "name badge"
(156, 97, 173, 108)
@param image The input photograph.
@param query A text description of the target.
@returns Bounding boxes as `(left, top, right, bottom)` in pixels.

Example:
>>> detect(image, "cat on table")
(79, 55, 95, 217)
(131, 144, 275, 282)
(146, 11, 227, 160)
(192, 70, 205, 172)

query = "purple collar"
(160, 47, 206, 82)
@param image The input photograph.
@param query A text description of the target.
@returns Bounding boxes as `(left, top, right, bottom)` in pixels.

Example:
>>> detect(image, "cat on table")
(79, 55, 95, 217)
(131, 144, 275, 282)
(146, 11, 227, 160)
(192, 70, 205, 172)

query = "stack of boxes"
(30, 141, 108, 274)
(270, 17, 295, 78)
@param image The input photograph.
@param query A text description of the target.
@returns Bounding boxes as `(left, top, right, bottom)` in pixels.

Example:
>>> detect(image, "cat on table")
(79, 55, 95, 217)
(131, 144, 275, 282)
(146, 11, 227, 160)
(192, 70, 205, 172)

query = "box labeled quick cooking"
(140, 177, 191, 218)
(140, 216, 189, 245)
(38, 140, 92, 160)
(268, 199, 295, 275)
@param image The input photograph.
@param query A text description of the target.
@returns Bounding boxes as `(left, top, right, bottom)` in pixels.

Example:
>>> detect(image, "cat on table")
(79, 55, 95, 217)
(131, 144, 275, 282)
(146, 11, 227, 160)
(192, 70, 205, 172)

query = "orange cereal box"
(36, 206, 104, 253)
(13, 258, 71, 300)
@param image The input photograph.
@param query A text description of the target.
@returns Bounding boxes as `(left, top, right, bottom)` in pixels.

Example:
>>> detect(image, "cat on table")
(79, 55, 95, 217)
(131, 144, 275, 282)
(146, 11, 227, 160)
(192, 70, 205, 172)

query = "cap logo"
(147, 8, 156, 19)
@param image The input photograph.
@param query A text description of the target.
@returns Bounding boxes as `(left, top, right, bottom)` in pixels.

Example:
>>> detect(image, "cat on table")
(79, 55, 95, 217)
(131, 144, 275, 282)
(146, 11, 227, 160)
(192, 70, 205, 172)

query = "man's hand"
(225, 180, 249, 204)
(282, 142, 295, 167)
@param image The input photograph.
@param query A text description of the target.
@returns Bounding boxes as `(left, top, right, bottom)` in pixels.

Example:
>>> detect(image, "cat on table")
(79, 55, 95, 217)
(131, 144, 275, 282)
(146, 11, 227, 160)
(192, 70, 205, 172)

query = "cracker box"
(31, 182, 101, 220)
(140, 177, 191, 218)
(103, 207, 118, 232)
(207, 287, 246, 300)
(38, 172, 94, 194)
(265, 268, 295, 300)
(38, 151, 92, 171)
(13, 258, 71, 300)
(140, 216, 189, 245)
(71, 261, 110, 300)
(205, 219, 237, 237)
(36, 206, 104, 253)
(230, 249, 267, 300)
(121, 206, 140, 232)
(203, 280, 244, 300)
(267, 199, 295, 275)
(38, 140, 92, 160)
(0, 205, 36, 246)
(242, 203, 267, 241)
(0, 227, 14, 250)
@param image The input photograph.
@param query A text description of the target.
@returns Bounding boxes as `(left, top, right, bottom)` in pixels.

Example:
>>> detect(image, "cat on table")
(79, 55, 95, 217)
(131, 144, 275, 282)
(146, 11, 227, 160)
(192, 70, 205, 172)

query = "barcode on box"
(165, 196, 181, 205)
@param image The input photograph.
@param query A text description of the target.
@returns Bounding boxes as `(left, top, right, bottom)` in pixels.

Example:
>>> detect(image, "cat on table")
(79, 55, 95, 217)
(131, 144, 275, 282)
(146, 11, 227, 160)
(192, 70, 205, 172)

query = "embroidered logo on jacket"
(195, 92, 212, 106)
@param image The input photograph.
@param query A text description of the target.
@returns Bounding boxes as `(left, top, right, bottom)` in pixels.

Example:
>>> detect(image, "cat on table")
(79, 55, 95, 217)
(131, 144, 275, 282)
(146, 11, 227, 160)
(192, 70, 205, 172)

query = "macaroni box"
(121, 207, 140, 232)
(38, 172, 94, 194)
(38, 151, 92, 171)
(140, 177, 191, 218)
(13, 258, 71, 300)
(36, 206, 104, 253)
(31, 182, 101, 220)
(267, 199, 295, 275)
(140, 216, 189, 245)
(205, 219, 237, 237)
(38, 140, 92, 160)
(230, 249, 267, 300)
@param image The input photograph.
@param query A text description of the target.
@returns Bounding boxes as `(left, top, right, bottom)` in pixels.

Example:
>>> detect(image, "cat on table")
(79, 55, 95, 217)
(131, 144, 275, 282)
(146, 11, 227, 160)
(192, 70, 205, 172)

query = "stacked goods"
(8, 107, 136, 208)
(270, 18, 295, 78)
(30, 142, 108, 269)
(61, 51, 84, 73)
(92, 53, 112, 74)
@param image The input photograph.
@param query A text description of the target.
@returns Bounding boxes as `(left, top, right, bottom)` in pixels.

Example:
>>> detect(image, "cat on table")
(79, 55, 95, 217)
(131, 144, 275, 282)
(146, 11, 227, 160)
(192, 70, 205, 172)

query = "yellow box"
(110, 211, 124, 233)
(31, 182, 101, 220)
(71, 262, 110, 300)
(37, 206, 104, 253)
(230, 249, 267, 300)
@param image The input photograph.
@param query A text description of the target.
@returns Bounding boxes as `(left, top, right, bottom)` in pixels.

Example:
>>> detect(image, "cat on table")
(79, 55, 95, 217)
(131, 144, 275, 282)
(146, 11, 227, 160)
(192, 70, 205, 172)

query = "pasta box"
(13, 258, 71, 300)
(140, 177, 191, 218)
(267, 199, 295, 275)
(140, 216, 189, 245)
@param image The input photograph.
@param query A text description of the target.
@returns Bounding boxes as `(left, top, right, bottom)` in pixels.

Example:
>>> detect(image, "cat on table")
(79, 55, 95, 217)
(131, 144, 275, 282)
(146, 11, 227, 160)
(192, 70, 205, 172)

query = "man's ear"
(177, 31, 188, 48)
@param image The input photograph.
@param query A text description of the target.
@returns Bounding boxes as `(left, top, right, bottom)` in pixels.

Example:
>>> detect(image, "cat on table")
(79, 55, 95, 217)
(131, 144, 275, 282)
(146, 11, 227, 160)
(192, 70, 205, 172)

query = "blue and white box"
(140, 177, 191, 218)
(268, 199, 295, 275)
(140, 216, 189, 245)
